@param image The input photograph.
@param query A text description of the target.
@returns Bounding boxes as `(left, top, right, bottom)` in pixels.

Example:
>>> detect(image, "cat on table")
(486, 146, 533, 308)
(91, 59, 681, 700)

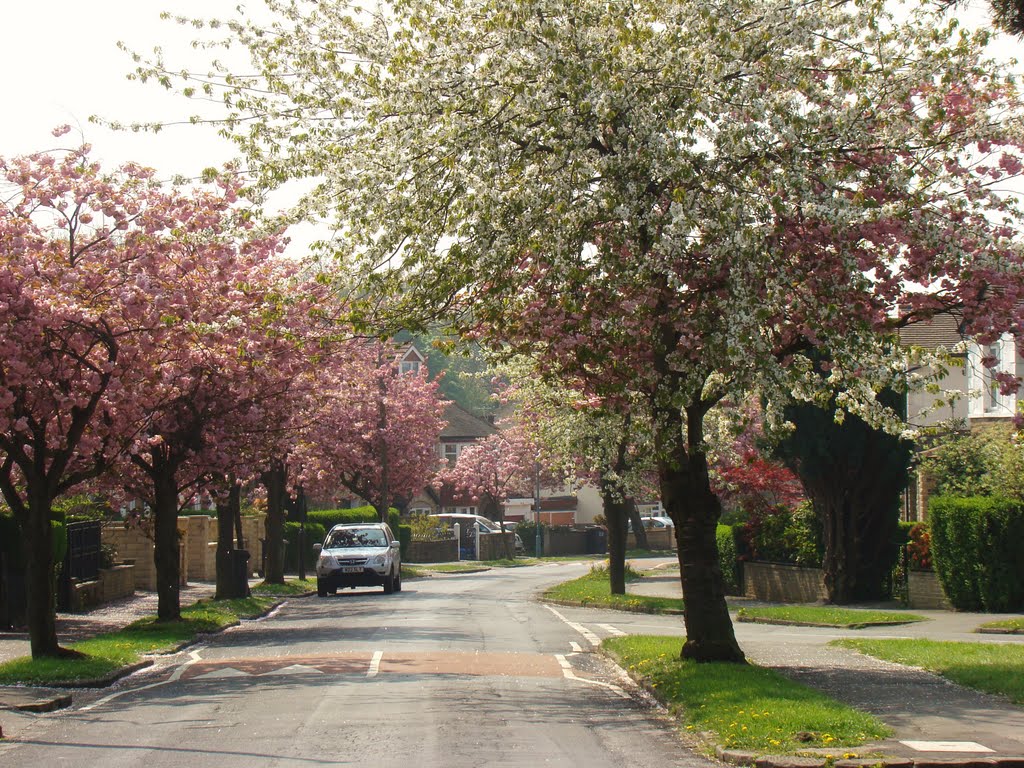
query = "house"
(901, 311, 1023, 428)
(899, 312, 1024, 518)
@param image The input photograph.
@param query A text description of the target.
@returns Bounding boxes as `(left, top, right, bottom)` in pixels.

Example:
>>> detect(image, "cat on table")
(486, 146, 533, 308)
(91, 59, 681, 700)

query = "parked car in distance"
(641, 516, 674, 528)
(500, 522, 526, 554)
(314, 522, 402, 597)
(429, 513, 502, 534)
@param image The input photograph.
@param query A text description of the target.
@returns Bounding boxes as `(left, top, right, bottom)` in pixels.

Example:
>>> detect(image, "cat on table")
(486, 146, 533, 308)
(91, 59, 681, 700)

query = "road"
(0, 562, 715, 767)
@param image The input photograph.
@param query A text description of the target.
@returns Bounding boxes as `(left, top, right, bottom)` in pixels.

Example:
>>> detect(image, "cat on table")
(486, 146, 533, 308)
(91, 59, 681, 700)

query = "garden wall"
(70, 564, 135, 611)
(406, 538, 459, 563)
(743, 561, 828, 603)
(907, 569, 951, 610)
(626, 528, 675, 550)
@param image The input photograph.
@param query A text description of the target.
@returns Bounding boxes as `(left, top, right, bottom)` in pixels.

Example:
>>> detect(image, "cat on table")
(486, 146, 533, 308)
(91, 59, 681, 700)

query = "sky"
(1, 2, 1021, 191)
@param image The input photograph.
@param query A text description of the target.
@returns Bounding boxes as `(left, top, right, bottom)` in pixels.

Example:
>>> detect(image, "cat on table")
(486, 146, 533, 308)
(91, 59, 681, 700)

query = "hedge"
(929, 495, 1024, 612)
(284, 521, 327, 571)
(716, 524, 740, 593)
(306, 506, 401, 532)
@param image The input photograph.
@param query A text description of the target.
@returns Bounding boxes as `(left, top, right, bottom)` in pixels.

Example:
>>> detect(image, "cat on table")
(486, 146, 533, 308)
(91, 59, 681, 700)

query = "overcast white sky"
(0, 2, 1020, 184)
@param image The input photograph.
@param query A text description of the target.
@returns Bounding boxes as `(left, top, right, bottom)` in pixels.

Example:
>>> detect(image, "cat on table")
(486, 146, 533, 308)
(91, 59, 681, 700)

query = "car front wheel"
(394, 568, 402, 593)
(317, 577, 329, 597)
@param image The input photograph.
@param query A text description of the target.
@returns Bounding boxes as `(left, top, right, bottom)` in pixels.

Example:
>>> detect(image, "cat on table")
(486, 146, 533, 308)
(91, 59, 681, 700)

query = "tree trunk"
(152, 468, 182, 622)
(658, 400, 745, 663)
(262, 461, 287, 584)
(19, 486, 61, 658)
(600, 470, 629, 595)
(626, 498, 649, 550)
(216, 483, 248, 599)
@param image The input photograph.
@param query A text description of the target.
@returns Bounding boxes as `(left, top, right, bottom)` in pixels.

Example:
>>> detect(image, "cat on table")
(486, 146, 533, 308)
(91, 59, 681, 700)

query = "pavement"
(1, 569, 1023, 766)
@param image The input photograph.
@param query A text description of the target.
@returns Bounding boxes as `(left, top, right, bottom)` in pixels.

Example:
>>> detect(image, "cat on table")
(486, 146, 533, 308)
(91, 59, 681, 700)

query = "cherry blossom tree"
(135, 0, 1024, 661)
(296, 340, 446, 522)
(103, 192, 305, 621)
(0, 137, 285, 654)
(442, 427, 538, 524)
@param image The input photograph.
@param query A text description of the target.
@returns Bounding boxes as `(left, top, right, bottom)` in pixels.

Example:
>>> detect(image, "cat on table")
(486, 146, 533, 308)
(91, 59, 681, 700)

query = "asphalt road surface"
(0, 562, 715, 767)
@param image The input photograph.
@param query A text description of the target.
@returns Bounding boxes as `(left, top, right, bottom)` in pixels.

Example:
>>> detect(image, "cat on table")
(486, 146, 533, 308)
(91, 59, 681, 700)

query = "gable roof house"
(899, 312, 1024, 519)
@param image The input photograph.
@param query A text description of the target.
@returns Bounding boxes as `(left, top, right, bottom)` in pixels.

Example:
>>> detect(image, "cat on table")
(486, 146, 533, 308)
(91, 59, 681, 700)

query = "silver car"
(314, 523, 402, 596)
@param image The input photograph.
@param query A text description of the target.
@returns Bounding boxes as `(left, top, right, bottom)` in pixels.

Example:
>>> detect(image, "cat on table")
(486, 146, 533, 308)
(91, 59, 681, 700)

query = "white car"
(314, 523, 402, 597)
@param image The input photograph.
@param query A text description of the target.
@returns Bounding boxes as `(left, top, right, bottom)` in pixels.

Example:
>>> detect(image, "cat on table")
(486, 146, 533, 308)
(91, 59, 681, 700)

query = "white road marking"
(554, 654, 630, 699)
(544, 604, 601, 647)
(263, 664, 323, 676)
(81, 649, 203, 712)
(900, 742, 994, 753)
(570, 641, 583, 653)
(366, 650, 384, 678)
(193, 667, 249, 679)
(598, 624, 626, 636)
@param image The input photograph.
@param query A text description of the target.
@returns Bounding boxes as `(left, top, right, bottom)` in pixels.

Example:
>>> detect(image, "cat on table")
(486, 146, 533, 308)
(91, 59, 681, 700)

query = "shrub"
(397, 524, 412, 560)
(283, 522, 326, 571)
(741, 502, 822, 567)
(906, 523, 932, 570)
(930, 496, 1024, 611)
(716, 524, 740, 593)
(306, 506, 395, 531)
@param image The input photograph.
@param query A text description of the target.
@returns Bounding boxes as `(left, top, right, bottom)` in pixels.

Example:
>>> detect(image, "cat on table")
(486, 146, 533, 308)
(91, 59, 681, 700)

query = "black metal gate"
(57, 520, 102, 611)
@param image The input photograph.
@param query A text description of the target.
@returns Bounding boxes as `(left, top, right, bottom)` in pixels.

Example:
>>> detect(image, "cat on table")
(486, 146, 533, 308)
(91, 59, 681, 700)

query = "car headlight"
(366, 554, 387, 567)
(318, 554, 336, 567)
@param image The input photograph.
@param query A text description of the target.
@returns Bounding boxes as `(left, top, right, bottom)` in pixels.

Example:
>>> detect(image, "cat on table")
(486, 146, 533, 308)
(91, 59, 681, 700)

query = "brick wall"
(743, 561, 828, 603)
(406, 538, 459, 563)
(907, 569, 951, 609)
(626, 528, 675, 550)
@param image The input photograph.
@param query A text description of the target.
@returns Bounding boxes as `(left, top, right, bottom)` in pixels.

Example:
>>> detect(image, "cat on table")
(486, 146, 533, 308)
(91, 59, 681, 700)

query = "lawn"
(605, 635, 890, 753)
(543, 566, 685, 614)
(736, 605, 927, 628)
(832, 638, 1024, 705)
(978, 617, 1024, 633)
(0, 595, 278, 686)
(251, 578, 316, 596)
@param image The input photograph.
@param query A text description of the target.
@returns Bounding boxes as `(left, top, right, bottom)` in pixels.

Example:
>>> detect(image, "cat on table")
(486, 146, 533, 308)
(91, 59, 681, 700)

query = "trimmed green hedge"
(717, 524, 740, 593)
(930, 496, 1024, 611)
(284, 521, 327, 571)
(306, 506, 401, 532)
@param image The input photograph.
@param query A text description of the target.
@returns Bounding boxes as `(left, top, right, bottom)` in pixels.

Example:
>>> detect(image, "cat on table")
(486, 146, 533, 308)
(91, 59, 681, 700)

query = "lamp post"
(533, 460, 543, 558)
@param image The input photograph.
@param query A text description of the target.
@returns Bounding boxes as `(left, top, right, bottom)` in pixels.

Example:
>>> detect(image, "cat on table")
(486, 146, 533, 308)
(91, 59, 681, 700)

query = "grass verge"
(605, 635, 890, 753)
(978, 617, 1024, 633)
(0, 596, 277, 686)
(543, 566, 684, 614)
(832, 638, 1024, 705)
(252, 578, 316, 596)
(736, 605, 927, 628)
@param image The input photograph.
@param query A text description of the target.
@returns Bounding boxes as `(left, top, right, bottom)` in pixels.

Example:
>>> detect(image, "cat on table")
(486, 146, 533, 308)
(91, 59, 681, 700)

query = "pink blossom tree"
(107, 236, 307, 621)
(442, 427, 538, 524)
(0, 137, 285, 654)
(296, 340, 447, 522)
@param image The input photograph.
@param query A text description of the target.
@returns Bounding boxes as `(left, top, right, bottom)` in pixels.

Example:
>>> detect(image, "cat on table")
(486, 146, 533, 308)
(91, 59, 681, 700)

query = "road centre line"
(366, 651, 383, 678)
(544, 605, 601, 647)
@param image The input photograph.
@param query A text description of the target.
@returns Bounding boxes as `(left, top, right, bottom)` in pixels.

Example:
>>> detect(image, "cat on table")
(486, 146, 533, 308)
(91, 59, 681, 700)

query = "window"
(400, 359, 421, 375)
(985, 342, 1001, 413)
(443, 443, 458, 465)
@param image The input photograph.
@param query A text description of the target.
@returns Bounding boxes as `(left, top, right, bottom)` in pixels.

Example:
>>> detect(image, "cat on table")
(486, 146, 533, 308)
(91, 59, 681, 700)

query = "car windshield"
(326, 529, 387, 548)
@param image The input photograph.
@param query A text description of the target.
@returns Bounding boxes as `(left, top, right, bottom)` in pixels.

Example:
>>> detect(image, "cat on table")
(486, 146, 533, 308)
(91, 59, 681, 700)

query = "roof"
(440, 402, 497, 440)
(898, 312, 967, 351)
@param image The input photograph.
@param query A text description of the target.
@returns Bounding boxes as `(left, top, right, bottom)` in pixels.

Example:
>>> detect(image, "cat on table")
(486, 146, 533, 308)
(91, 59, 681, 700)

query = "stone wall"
(907, 569, 951, 610)
(479, 532, 515, 561)
(626, 528, 675, 551)
(102, 513, 266, 590)
(70, 564, 135, 612)
(544, 527, 588, 556)
(406, 538, 459, 563)
(743, 561, 828, 603)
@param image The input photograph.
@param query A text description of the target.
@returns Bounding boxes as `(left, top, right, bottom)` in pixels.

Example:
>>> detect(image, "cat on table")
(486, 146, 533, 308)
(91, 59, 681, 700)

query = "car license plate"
(342, 566, 363, 573)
